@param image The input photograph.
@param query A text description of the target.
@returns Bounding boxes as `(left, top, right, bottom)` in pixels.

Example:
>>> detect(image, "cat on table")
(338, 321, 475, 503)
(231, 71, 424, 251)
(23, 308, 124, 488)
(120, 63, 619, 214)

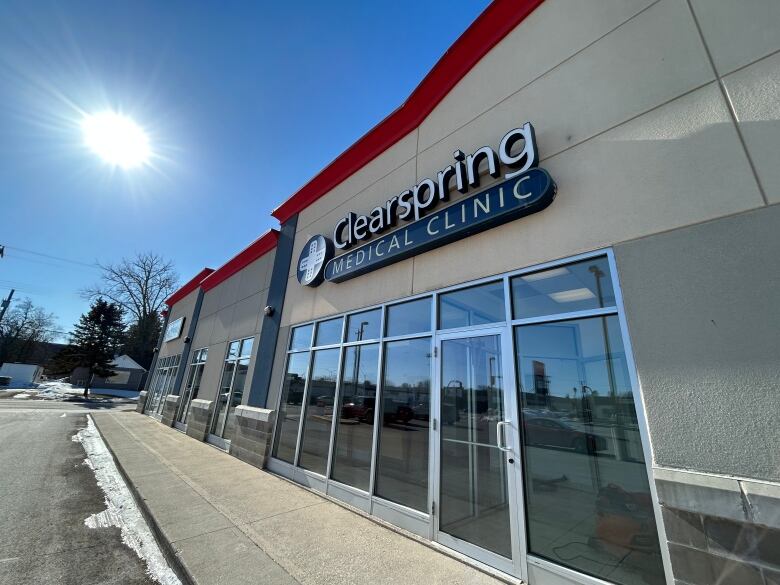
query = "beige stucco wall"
(614, 203, 780, 482)
(190, 251, 276, 403)
(279, 0, 777, 331)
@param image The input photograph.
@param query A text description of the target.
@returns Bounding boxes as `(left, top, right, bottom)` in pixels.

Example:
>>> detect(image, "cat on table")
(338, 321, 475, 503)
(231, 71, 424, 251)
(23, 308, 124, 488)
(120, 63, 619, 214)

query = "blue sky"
(0, 0, 490, 339)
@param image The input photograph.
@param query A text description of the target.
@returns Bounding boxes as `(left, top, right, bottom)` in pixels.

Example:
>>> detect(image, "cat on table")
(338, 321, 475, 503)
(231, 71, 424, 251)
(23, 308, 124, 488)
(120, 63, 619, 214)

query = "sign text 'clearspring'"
(324, 168, 555, 283)
(296, 122, 557, 287)
(333, 122, 539, 249)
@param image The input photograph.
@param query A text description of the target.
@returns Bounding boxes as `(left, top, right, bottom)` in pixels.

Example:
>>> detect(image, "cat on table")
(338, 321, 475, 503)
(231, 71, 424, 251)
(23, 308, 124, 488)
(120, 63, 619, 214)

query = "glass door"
(209, 338, 253, 445)
(433, 327, 525, 578)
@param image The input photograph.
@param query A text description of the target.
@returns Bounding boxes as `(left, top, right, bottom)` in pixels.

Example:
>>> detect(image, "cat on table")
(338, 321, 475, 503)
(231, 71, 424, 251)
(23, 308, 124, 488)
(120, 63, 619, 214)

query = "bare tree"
(83, 252, 178, 369)
(0, 298, 59, 365)
(83, 252, 178, 321)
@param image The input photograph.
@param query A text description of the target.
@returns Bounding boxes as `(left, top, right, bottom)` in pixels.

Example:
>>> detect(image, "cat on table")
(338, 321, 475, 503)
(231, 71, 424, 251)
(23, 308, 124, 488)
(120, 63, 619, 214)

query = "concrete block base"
(655, 467, 780, 584)
(136, 391, 147, 413)
(160, 394, 181, 427)
(228, 406, 276, 470)
(185, 399, 214, 442)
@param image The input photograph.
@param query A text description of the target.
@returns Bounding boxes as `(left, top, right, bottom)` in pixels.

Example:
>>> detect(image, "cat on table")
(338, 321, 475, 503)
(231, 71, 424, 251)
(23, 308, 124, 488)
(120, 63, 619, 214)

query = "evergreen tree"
(66, 299, 126, 397)
(122, 312, 162, 370)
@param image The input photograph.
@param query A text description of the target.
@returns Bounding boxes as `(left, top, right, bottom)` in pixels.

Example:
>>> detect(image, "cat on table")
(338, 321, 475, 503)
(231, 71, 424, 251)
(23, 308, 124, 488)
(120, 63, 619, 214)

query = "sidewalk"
(92, 412, 505, 585)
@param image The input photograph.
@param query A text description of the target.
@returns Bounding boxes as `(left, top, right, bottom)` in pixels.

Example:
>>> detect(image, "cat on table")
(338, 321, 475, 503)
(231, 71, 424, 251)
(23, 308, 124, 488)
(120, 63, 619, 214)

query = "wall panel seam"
(418, 0, 664, 153)
(684, 0, 770, 206)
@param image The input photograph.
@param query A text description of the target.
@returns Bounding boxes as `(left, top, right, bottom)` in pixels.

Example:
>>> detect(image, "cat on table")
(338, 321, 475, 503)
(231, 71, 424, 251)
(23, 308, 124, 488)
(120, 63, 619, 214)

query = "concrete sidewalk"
(92, 412, 505, 585)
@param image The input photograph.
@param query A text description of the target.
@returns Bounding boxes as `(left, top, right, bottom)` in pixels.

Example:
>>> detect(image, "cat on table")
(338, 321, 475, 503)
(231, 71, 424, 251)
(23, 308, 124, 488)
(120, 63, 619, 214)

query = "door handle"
(496, 420, 512, 452)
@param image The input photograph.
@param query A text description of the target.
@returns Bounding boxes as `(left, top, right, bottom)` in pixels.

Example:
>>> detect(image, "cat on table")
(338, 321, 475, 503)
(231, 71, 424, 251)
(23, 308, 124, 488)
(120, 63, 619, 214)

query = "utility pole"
(0, 289, 14, 326)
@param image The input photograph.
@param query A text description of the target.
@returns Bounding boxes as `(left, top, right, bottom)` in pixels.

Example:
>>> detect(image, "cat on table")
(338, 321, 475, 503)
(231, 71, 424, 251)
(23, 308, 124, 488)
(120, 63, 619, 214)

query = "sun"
(81, 111, 151, 169)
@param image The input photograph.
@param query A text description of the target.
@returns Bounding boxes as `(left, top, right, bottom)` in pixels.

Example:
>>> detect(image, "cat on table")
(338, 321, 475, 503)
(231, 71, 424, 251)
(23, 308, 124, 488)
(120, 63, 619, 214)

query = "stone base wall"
(228, 406, 276, 469)
(185, 399, 214, 442)
(160, 394, 181, 427)
(136, 391, 147, 413)
(655, 468, 780, 585)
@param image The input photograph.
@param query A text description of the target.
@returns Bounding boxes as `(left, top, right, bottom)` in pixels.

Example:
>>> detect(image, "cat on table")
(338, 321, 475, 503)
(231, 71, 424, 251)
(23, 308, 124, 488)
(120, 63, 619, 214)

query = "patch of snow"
(73, 416, 181, 585)
(85, 508, 122, 529)
(12, 393, 31, 399)
(36, 380, 85, 400)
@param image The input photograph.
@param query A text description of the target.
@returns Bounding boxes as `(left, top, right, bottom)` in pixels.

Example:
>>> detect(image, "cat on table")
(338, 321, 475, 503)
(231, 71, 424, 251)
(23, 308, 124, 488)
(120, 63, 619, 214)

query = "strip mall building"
(139, 1, 780, 584)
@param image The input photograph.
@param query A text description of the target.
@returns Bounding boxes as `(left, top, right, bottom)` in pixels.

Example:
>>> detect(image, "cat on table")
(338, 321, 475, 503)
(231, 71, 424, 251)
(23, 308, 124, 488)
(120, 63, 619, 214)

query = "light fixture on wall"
(264, 305, 275, 317)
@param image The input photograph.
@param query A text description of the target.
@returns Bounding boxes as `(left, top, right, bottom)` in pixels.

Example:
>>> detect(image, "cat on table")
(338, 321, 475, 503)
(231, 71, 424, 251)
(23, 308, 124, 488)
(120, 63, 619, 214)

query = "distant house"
(0, 363, 44, 388)
(71, 354, 147, 392)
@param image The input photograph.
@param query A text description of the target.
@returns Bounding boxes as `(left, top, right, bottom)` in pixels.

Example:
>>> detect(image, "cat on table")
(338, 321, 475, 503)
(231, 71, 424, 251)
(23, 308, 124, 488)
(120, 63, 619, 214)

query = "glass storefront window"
(315, 317, 343, 346)
(272, 352, 310, 464)
(147, 354, 181, 414)
(298, 348, 340, 475)
(346, 309, 381, 342)
(385, 297, 431, 337)
(439, 281, 505, 329)
(330, 343, 380, 491)
(514, 316, 664, 585)
(240, 337, 254, 357)
(177, 348, 208, 424)
(223, 357, 249, 442)
(290, 324, 314, 350)
(210, 360, 235, 435)
(210, 336, 254, 440)
(511, 256, 616, 320)
(374, 337, 431, 512)
(269, 252, 662, 585)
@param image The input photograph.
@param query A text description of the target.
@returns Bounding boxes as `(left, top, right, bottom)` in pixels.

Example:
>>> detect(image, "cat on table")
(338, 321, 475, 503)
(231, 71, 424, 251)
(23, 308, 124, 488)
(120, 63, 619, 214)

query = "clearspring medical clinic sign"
(297, 122, 556, 287)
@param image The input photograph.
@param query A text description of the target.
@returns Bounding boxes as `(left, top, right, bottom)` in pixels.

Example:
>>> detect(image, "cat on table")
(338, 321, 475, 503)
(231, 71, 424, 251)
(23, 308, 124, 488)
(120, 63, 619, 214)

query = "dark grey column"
(169, 288, 205, 400)
(246, 214, 298, 408)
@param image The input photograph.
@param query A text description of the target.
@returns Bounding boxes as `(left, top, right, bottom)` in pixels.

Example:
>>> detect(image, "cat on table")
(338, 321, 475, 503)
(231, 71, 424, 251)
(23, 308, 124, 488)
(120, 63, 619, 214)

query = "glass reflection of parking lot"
(515, 317, 664, 585)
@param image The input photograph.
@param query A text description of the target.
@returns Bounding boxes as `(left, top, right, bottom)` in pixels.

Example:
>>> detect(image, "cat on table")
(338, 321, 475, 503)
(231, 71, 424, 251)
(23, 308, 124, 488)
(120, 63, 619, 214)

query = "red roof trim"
(164, 267, 215, 308)
(200, 229, 279, 293)
(271, 0, 544, 223)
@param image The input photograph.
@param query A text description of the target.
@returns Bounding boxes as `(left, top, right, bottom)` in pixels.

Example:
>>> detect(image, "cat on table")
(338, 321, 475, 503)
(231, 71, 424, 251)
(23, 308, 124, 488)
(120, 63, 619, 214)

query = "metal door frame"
(431, 324, 528, 581)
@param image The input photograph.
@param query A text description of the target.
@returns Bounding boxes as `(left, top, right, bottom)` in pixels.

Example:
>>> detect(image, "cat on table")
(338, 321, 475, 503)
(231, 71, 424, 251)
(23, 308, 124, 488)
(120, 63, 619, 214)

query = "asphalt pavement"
(0, 399, 156, 585)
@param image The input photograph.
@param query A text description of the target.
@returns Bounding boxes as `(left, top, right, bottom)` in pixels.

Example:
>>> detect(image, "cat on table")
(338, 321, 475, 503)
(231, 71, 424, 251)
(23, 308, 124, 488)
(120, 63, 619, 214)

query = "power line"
(0, 244, 100, 269)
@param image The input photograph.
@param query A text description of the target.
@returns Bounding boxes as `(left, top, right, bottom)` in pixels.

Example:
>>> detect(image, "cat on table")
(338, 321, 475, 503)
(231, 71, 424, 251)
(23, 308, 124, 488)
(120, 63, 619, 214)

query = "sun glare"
(81, 111, 150, 169)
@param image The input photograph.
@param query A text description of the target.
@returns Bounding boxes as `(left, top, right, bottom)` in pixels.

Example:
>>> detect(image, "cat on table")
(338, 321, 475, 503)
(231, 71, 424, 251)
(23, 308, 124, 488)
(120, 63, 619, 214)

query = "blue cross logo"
(297, 235, 332, 287)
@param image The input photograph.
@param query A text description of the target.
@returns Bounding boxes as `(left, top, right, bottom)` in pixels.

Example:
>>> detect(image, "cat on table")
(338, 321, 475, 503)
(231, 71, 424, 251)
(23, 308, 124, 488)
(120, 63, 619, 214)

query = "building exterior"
(139, 1, 780, 584)
(71, 354, 147, 393)
(0, 362, 43, 388)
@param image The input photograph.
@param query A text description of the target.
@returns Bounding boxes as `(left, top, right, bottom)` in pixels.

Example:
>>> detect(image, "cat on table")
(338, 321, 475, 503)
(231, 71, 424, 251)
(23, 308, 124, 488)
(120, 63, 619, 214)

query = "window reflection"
(346, 309, 381, 342)
(315, 317, 343, 346)
(374, 338, 431, 512)
(515, 317, 664, 585)
(385, 297, 431, 337)
(272, 352, 309, 464)
(222, 357, 249, 442)
(290, 324, 313, 350)
(511, 256, 615, 320)
(331, 344, 380, 491)
(439, 335, 511, 558)
(439, 281, 505, 329)
(298, 348, 340, 475)
(177, 348, 207, 424)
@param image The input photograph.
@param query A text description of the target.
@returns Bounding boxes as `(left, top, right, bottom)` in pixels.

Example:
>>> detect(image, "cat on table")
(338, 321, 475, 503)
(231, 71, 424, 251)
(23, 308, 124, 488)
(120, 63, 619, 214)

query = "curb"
(92, 413, 197, 585)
